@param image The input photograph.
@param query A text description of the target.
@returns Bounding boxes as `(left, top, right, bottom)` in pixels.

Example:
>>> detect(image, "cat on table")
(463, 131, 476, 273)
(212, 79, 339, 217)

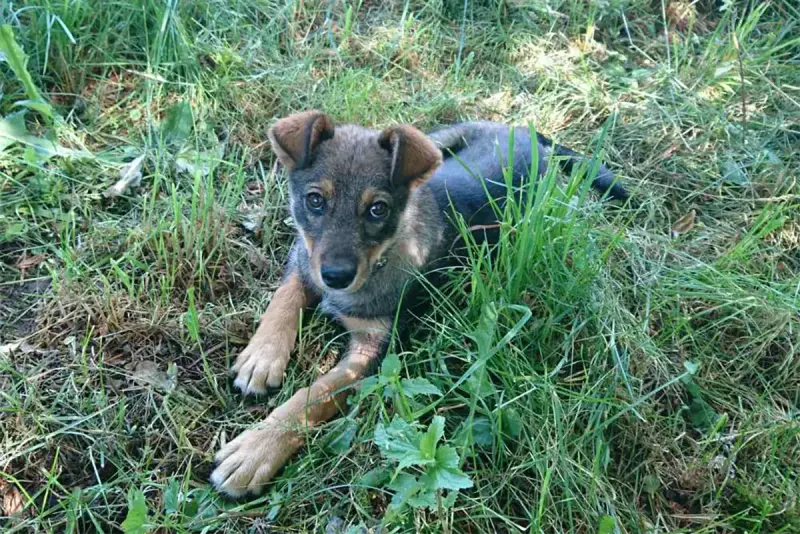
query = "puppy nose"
(320, 263, 357, 289)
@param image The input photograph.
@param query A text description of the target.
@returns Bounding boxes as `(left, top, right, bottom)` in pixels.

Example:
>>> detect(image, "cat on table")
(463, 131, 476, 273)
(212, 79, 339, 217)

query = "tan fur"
(359, 187, 378, 213)
(231, 272, 317, 394)
(300, 229, 314, 258)
(212, 323, 388, 497)
(268, 111, 334, 170)
(397, 191, 439, 268)
(349, 251, 370, 293)
(319, 178, 334, 198)
(366, 239, 394, 266)
(338, 316, 391, 337)
(300, 229, 325, 290)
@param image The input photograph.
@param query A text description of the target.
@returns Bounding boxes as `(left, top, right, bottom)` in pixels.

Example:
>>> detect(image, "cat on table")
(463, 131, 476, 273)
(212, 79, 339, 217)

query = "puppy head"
(268, 111, 442, 293)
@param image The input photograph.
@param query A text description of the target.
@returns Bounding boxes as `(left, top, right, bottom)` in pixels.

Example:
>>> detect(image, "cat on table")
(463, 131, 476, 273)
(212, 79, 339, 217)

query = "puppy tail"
(543, 137, 629, 201)
(427, 124, 471, 156)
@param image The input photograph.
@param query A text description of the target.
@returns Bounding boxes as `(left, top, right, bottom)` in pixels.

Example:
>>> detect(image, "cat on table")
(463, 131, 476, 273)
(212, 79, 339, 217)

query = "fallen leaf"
(241, 210, 265, 233)
(0, 341, 55, 358)
(130, 360, 177, 391)
(246, 249, 271, 273)
(174, 144, 224, 177)
(15, 253, 46, 279)
(658, 144, 679, 161)
(671, 209, 696, 238)
(15, 253, 46, 269)
(104, 154, 145, 198)
(0, 481, 25, 517)
(0, 342, 22, 359)
(720, 157, 749, 186)
(246, 181, 265, 195)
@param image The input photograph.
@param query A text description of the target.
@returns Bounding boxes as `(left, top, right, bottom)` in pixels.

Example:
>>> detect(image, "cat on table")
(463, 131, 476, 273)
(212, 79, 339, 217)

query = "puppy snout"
(320, 262, 358, 290)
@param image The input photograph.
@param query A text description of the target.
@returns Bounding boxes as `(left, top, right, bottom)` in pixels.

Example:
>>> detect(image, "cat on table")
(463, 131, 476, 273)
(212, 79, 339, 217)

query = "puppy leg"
(212, 319, 389, 497)
(232, 269, 318, 395)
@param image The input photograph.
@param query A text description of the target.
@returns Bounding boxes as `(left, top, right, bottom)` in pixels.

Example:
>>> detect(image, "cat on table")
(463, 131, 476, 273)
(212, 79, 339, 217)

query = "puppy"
(210, 112, 627, 497)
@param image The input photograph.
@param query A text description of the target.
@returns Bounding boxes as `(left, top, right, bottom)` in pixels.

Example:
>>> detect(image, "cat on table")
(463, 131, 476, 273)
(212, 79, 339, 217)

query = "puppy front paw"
(231, 340, 291, 395)
(210, 419, 302, 498)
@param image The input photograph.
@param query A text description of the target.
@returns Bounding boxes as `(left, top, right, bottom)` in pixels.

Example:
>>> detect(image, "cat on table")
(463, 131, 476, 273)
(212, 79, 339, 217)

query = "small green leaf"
(358, 466, 390, 488)
(163, 479, 180, 515)
(471, 417, 494, 447)
(427, 445, 473, 490)
(0, 110, 85, 160)
(419, 416, 445, 460)
(325, 417, 359, 454)
(400, 377, 442, 397)
(161, 100, 193, 146)
(388, 472, 421, 510)
(175, 144, 224, 177)
(643, 474, 660, 495)
(720, 157, 749, 186)
(14, 98, 54, 118)
(121, 489, 150, 534)
(266, 489, 282, 521)
(683, 360, 699, 375)
(380, 353, 401, 379)
(3, 221, 28, 242)
(0, 110, 29, 153)
(442, 491, 458, 509)
(183, 488, 219, 527)
(408, 490, 437, 509)
(469, 302, 499, 357)
(183, 494, 199, 520)
(597, 514, 616, 534)
(501, 407, 522, 438)
(356, 375, 380, 400)
(463, 373, 497, 397)
(374, 416, 426, 469)
(454, 416, 495, 448)
(688, 396, 719, 432)
(681, 374, 719, 432)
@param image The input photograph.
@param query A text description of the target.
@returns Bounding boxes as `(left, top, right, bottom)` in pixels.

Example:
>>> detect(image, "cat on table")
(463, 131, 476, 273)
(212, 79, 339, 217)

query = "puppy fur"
(211, 112, 627, 497)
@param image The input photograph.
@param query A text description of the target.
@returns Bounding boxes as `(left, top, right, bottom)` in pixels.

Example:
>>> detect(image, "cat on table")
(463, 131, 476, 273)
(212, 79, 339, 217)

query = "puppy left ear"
(268, 110, 334, 171)
(378, 125, 442, 188)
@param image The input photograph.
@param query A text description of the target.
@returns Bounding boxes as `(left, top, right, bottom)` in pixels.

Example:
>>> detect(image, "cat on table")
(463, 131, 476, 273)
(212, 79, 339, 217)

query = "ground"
(1, 0, 799, 532)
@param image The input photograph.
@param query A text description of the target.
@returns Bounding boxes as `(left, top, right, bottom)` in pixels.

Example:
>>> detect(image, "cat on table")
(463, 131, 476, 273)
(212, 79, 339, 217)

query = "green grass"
(1, 0, 799, 532)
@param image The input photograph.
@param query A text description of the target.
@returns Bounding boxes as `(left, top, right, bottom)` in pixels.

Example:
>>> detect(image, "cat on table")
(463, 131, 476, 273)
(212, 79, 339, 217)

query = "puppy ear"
(268, 111, 334, 170)
(378, 125, 442, 188)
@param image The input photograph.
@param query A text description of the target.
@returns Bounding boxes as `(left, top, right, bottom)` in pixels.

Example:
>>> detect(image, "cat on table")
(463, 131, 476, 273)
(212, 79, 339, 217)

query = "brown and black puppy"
(210, 112, 627, 497)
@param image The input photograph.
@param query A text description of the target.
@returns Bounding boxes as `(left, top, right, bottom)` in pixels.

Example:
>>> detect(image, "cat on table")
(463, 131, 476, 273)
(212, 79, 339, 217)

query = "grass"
(1, 0, 799, 532)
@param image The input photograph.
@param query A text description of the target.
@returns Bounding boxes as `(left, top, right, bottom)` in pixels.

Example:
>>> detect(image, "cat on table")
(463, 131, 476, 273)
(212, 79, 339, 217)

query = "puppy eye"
(368, 201, 390, 220)
(306, 192, 325, 213)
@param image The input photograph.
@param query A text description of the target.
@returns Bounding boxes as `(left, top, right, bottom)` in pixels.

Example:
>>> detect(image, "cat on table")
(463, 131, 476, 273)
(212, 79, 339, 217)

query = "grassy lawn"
(1, 0, 799, 532)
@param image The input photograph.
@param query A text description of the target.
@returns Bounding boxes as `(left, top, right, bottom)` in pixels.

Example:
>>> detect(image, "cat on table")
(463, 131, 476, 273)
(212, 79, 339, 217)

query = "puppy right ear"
(268, 111, 334, 170)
